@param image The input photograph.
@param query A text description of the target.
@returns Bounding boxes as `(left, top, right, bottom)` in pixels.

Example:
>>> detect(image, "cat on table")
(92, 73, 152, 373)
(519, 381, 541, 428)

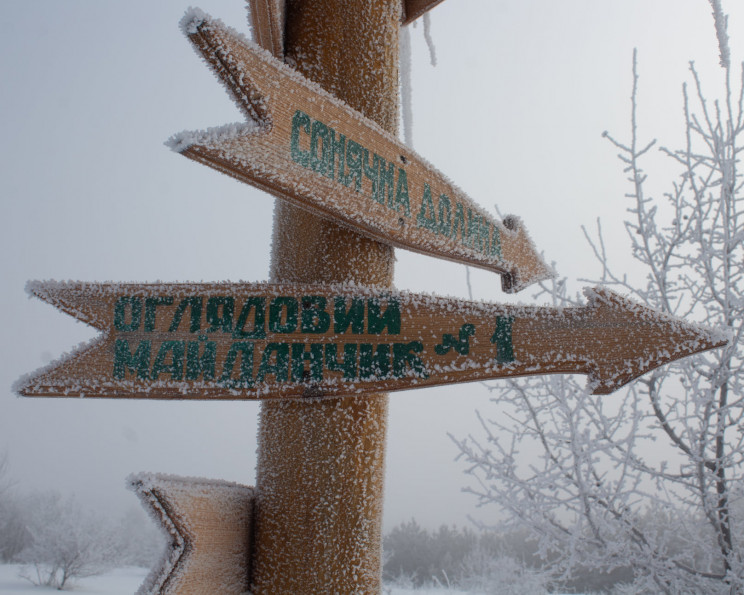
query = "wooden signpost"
(170, 12, 552, 293)
(248, 0, 449, 45)
(15, 1, 730, 594)
(17, 281, 726, 399)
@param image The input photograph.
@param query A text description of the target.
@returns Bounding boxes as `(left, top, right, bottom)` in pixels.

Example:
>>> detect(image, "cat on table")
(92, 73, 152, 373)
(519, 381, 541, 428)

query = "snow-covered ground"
(0, 565, 148, 594)
(0, 564, 468, 594)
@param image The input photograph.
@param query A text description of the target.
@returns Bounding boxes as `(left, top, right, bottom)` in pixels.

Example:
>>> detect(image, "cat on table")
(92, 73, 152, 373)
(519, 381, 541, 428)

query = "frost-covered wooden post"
(251, 1, 400, 592)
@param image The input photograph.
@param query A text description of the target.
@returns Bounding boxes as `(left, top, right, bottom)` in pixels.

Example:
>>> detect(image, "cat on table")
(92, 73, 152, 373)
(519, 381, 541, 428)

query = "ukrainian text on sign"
(17, 281, 725, 399)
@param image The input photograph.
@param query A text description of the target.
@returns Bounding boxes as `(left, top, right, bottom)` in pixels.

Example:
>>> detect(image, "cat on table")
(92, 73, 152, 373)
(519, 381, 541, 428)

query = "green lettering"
(256, 343, 290, 383)
(206, 297, 234, 333)
(479, 220, 491, 255)
(151, 341, 185, 380)
(114, 297, 142, 332)
(491, 316, 515, 363)
(334, 297, 365, 334)
(220, 342, 255, 386)
(301, 296, 330, 334)
(451, 202, 465, 244)
(465, 210, 485, 251)
(438, 194, 452, 236)
(330, 128, 346, 182)
(367, 297, 401, 335)
(291, 343, 324, 382)
(434, 323, 476, 356)
(310, 119, 331, 176)
(113, 339, 151, 379)
(290, 110, 311, 167)
(359, 343, 390, 380)
(186, 337, 216, 381)
(144, 297, 173, 332)
(168, 297, 202, 333)
(268, 297, 298, 333)
(393, 341, 427, 378)
(490, 225, 501, 258)
(380, 159, 396, 208)
(363, 149, 381, 203)
(325, 343, 358, 379)
(416, 184, 438, 232)
(394, 169, 410, 216)
(233, 297, 266, 339)
(344, 140, 362, 191)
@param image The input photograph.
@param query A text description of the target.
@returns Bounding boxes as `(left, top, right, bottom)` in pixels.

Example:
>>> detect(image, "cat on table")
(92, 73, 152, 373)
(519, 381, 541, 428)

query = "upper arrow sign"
(169, 11, 553, 293)
(16, 280, 726, 399)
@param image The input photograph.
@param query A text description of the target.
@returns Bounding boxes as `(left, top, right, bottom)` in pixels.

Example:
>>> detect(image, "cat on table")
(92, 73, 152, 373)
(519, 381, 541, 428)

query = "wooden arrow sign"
(170, 11, 552, 293)
(16, 280, 726, 399)
(128, 473, 254, 595)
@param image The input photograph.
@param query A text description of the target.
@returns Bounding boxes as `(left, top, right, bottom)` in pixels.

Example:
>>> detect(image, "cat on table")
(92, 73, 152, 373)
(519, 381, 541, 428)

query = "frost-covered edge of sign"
(11, 336, 107, 398)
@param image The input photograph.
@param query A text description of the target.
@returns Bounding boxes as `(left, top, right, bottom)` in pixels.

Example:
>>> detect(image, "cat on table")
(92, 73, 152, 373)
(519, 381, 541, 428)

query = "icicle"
(423, 13, 437, 67)
(400, 25, 414, 147)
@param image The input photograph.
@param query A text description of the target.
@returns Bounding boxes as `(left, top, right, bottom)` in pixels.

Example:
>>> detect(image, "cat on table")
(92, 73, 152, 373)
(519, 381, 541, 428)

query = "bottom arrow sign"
(128, 473, 254, 595)
(16, 281, 726, 398)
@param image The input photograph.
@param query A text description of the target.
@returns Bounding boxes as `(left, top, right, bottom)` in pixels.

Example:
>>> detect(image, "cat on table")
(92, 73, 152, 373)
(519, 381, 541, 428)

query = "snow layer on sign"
(179, 7, 209, 35)
(583, 286, 730, 346)
(166, 121, 260, 153)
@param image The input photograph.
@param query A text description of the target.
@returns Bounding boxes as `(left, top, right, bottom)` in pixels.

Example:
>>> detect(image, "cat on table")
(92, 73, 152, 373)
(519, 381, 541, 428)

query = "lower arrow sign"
(16, 281, 726, 398)
(128, 473, 254, 595)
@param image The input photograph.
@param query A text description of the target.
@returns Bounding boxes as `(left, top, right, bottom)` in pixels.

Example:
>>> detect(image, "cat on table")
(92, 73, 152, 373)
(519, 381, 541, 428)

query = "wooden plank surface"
(170, 12, 552, 293)
(16, 281, 726, 399)
(248, 0, 284, 57)
(129, 474, 254, 595)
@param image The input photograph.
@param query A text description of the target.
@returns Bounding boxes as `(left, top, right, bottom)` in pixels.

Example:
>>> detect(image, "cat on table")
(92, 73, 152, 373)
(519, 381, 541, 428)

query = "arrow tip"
(500, 216, 555, 293)
(178, 9, 271, 127)
(583, 287, 729, 394)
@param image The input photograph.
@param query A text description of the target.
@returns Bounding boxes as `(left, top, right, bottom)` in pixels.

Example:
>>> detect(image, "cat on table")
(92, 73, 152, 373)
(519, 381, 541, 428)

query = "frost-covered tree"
(16, 491, 116, 590)
(112, 506, 164, 568)
(453, 2, 744, 593)
(0, 452, 28, 563)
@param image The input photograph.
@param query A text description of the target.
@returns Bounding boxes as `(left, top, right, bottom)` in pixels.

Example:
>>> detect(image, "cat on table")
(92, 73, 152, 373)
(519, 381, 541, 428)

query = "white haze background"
(2, 0, 743, 534)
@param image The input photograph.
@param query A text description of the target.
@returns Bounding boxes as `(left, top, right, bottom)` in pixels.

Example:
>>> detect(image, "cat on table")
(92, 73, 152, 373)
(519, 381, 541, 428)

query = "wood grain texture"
(249, 0, 285, 57)
(129, 474, 254, 595)
(172, 12, 552, 293)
